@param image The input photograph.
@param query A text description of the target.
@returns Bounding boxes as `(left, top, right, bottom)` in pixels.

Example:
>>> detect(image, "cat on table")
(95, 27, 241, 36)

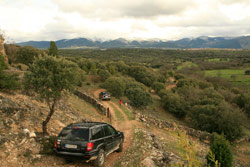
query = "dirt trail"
(166, 77, 177, 90)
(93, 89, 137, 167)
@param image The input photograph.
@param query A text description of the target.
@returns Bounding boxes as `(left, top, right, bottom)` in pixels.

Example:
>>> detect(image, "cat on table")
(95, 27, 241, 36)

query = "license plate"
(65, 144, 77, 149)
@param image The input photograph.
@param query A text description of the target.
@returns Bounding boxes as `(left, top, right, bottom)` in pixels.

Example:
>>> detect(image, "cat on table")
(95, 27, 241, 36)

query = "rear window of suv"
(59, 128, 89, 141)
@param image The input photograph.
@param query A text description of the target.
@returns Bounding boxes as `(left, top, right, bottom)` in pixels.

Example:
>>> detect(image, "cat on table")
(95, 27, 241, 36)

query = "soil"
(92, 89, 138, 167)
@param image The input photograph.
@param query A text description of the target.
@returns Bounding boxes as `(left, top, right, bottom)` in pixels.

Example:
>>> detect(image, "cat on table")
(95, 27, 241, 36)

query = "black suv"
(99, 92, 111, 101)
(54, 122, 124, 167)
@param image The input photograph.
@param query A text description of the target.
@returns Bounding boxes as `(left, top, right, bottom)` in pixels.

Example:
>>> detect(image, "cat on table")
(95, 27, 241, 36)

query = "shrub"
(128, 66, 157, 86)
(162, 92, 188, 118)
(39, 136, 57, 154)
(152, 82, 165, 93)
(122, 77, 146, 92)
(4, 44, 21, 64)
(189, 102, 244, 141)
(158, 89, 168, 99)
(0, 54, 20, 90)
(235, 93, 250, 118)
(16, 46, 40, 65)
(101, 77, 125, 98)
(99, 69, 111, 81)
(125, 88, 152, 107)
(206, 134, 232, 167)
(245, 70, 250, 75)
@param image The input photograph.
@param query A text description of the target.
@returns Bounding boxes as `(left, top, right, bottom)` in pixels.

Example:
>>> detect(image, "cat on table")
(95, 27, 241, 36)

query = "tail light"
(54, 140, 58, 149)
(102, 95, 104, 98)
(87, 142, 94, 151)
(54, 139, 61, 149)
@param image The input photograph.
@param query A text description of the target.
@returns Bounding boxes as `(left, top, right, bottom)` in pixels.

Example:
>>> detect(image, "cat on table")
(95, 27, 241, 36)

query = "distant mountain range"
(17, 36, 250, 49)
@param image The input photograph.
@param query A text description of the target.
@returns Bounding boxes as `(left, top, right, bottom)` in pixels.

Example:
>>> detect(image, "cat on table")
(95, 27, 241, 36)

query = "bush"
(101, 77, 125, 98)
(245, 70, 250, 75)
(125, 88, 152, 107)
(39, 136, 57, 154)
(16, 46, 40, 65)
(4, 44, 21, 64)
(206, 134, 233, 167)
(189, 102, 244, 141)
(158, 89, 168, 99)
(122, 77, 146, 92)
(0, 54, 20, 90)
(162, 92, 188, 118)
(99, 69, 111, 81)
(235, 93, 250, 118)
(128, 66, 157, 86)
(152, 82, 165, 93)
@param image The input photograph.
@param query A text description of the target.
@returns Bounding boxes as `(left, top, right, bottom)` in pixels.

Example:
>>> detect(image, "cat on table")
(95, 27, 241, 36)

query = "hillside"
(1, 45, 250, 167)
(17, 36, 250, 49)
(1, 84, 250, 167)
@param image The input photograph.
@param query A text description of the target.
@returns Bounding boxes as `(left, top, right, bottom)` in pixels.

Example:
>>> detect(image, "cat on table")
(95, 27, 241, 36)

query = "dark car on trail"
(54, 122, 124, 167)
(99, 91, 111, 101)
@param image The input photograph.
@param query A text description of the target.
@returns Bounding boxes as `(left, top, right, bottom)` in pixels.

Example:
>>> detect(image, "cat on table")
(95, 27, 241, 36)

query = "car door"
(103, 125, 114, 152)
(106, 125, 120, 148)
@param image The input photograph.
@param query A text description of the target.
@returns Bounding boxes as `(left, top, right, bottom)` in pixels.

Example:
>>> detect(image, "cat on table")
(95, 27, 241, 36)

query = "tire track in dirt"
(93, 89, 137, 167)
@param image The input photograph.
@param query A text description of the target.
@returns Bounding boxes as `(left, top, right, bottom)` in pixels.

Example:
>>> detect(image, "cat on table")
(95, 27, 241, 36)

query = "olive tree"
(24, 55, 78, 134)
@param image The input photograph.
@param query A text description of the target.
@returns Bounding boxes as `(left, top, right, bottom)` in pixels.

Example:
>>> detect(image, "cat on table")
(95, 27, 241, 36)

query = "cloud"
(51, 0, 194, 19)
(1, 0, 250, 42)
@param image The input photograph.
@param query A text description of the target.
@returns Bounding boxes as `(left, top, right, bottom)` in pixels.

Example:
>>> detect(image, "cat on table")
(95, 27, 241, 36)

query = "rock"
(141, 157, 157, 167)
(23, 129, 30, 137)
(29, 132, 36, 138)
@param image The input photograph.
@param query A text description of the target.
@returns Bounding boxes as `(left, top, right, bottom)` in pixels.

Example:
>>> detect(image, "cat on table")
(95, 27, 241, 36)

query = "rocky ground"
(1, 90, 249, 167)
(0, 91, 89, 167)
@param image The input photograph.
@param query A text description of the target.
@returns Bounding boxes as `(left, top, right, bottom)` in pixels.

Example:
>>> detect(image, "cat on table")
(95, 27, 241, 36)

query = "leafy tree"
(0, 54, 7, 70)
(16, 46, 40, 65)
(24, 55, 79, 134)
(101, 77, 125, 98)
(152, 82, 165, 93)
(235, 93, 250, 117)
(245, 70, 250, 75)
(128, 66, 157, 86)
(206, 134, 233, 167)
(48, 41, 58, 57)
(122, 77, 146, 92)
(125, 88, 152, 107)
(4, 44, 21, 64)
(107, 64, 117, 75)
(99, 69, 111, 81)
(162, 92, 188, 118)
(190, 102, 244, 141)
(0, 54, 20, 90)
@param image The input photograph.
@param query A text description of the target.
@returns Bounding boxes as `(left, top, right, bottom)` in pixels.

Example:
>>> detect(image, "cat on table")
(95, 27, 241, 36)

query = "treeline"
(59, 48, 250, 70)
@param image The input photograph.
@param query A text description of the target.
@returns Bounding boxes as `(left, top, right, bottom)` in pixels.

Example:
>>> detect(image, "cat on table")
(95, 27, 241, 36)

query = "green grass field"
(207, 58, 230, 62)
(205, 69, 250, 85)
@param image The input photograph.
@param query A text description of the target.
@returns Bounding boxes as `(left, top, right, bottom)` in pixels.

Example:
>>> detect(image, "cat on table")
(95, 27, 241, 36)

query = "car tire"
(94, 149, 105, 167)
(117, 140, 123, 152)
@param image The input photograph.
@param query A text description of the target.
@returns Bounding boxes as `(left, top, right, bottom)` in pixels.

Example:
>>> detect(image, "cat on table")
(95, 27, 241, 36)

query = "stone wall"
(137, 113, 212, 143)
(74, 90, 107, 116)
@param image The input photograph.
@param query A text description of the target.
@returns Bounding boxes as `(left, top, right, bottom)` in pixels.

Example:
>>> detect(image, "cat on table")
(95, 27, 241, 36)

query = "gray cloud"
(1, 0, 250, 42)
(52, 0, 194, 19)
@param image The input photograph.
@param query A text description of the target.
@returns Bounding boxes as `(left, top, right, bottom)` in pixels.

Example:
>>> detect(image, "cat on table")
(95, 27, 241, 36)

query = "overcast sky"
(1, 0, 250, 42)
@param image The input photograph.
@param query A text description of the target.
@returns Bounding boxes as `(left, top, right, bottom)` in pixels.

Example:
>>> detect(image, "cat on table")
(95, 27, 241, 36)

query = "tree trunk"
(42, 101, 56, 135)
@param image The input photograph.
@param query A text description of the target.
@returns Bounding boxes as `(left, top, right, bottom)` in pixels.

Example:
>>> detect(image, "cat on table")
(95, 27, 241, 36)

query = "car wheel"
(117, 140, 123, 152)
(94, 149, 105, 167)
